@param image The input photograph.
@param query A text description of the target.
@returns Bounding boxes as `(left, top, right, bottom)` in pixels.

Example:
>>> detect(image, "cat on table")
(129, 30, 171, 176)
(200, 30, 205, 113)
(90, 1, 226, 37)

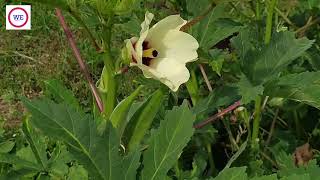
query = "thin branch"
(55, 8, 104, 112)
(199, 64, 213, 92)
(260, 151, 278, 168)
(194, 100, 241, 129)
(265, 108, 279, 147)
(261, 96, 269, 111)
(180, 3, 215, 32)
(296, 17, 320, 38)
(274, 7, 296, 27)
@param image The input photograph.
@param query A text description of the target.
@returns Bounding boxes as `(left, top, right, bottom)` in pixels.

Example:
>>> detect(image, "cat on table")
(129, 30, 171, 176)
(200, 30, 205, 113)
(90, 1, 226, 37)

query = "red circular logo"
(8, 7, 29, 28)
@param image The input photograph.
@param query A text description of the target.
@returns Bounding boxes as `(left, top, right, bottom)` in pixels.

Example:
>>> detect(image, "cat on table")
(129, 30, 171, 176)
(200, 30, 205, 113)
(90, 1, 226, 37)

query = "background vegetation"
(1, 0, 320, 179)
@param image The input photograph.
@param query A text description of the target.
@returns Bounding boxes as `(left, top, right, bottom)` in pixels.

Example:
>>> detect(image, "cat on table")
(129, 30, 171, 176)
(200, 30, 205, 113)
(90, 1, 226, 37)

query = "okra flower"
(125, 12, 199, 91)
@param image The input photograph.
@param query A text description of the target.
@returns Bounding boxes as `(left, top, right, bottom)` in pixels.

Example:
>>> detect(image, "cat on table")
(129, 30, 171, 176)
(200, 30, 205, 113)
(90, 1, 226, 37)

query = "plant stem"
(55, 8, 104, 112)
(199, 64, 213, 92)
(194, 101, 241, 129)
(206, 144, 217, 176)
(180, 2, 215, 32)
(296, 17, 320, 38)
(186, 69, 199, 105)
(222, 119, 239, 150)
(264, 0, 277, 44)
(265, 108, 279, 147)
(293, 110, 301, 138)
(251, 96, 262, 150)
(274, 7, 296, 27)
(255, 0, 261, 20)
(100, 54, 117, 118)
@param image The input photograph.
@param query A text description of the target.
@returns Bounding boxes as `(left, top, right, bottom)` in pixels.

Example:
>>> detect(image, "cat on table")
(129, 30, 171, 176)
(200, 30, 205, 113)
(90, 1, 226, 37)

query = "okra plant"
(1, 0, 320, 179)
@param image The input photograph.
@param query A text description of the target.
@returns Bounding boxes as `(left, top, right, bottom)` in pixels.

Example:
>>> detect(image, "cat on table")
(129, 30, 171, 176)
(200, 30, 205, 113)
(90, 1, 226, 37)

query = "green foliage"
(210, 167, 248, 180)
(110, 85, 143, 134)
(232, 31, 314, 85)
(123, 89, 164, 152)
(0, 141, 15, 153)
(3, 0, 320, 179)
(22, 98, 122, 180)
(237, 74, 264, 104)
(122, 150, 141, 180)
(188, 2, 242, 50)
(141, 102, 195, 180)
(265, 72, 320, 109)
(44, 79, 80, 109)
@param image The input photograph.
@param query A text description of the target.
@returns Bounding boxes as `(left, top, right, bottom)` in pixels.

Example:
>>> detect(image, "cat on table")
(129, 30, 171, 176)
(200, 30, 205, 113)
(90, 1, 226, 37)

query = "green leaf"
(307, 0, 320, 9)
(23, 0, 70, 10)
(272, 149, 320, 179)
(44, 79, 79, 109)
(141, 102, 195, 180)
(199, 18, 242, 49)
(224, 141, 248, 169)
(110, 86, 143, 135)
(232, 31, 314, 84)
(68, 165, 88, 180)
(0, 141, 15, 153)
(212, 167, 247, 180)
(186, 69, 200, 105)
(189, 151, 207, 179)
(208, 49, 226, 76)
(0, 153, 42, 172)
(22, 98, 122, 180)
(280, 174, 310, 180)
(16, 146, 39, 165)
(189, 3, 241, 49)
(114, 0, 140, 14)
(237, 74, 264, 104)
(192, 86, 239, 118)
(122, 150, 141, 180)
(123, 89, 164, 152)
(186, 0, 211, 16)
(48, 144, 72, 177)
(264, 72, 320, 109)
(251, 174, 277, 180)
(22, 116, 48, 171)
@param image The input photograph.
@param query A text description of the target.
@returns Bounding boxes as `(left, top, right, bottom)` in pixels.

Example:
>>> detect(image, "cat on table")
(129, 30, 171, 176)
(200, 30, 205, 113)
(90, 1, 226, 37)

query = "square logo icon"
(6, 5, 31, 30)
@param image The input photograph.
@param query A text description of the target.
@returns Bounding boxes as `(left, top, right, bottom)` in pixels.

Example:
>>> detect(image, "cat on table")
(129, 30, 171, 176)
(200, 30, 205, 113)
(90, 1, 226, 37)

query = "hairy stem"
(251, 96, 262, 150)
(194, 101, 241, 129)
(255, 0, 261, 20)
(264, 0, 277, 44)
(55, 8, 103, 112)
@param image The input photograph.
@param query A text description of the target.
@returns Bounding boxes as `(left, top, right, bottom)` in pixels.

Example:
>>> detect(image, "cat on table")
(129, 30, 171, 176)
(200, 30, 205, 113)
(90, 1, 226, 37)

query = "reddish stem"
(55, 8, 104, 112)
(193, 100, 241, 129)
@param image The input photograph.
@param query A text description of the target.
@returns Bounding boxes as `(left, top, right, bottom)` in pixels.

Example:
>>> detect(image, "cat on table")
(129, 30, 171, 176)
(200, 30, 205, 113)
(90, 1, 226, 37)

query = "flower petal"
(147, 15, 187, 40)
(149, 30, 199, 63)
(147, 57, 190, 91)
(125, 38, 139, 64)
(135, 12, 154, 64)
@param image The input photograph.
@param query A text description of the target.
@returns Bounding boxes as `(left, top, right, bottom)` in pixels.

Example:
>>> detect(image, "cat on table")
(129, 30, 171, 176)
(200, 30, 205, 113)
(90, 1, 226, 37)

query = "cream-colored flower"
(125, 12, 199, 91)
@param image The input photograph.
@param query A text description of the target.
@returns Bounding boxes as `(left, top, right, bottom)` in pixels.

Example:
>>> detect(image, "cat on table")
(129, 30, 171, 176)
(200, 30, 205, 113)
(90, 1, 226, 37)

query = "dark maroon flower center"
(132, 41, 158, 66)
